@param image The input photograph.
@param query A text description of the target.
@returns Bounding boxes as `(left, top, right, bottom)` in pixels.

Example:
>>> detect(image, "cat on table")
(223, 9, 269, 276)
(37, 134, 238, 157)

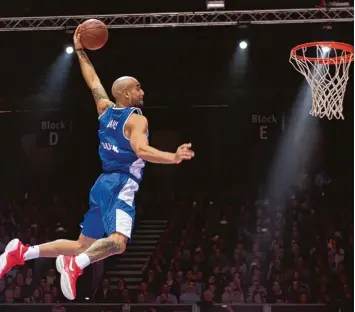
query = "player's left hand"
(174, 143, 195, 164)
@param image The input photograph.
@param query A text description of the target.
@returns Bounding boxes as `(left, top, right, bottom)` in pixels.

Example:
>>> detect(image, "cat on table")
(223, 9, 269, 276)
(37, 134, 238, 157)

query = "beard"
(134, 98, 144, 107)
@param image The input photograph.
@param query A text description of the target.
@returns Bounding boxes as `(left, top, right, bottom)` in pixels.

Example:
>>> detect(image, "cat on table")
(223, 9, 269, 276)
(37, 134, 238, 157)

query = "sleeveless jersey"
(98, 106, 146, 183)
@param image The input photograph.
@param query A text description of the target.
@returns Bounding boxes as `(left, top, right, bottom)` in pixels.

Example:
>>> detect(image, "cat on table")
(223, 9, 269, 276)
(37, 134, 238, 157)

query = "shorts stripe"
(116, 209, 133, 238)
(117, 178, 139, 207)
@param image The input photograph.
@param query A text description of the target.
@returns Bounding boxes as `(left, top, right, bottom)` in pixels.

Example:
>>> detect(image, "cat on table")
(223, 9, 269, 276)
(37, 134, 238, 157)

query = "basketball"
(79, 19, 108, 50)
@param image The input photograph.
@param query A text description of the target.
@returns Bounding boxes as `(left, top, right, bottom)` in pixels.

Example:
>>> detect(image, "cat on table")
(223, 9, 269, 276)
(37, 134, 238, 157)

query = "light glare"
(239, 41, 248, 49)
(321, 46, 330, 53)
(66, 46, 74, 54)
(206, 0, 225, 9)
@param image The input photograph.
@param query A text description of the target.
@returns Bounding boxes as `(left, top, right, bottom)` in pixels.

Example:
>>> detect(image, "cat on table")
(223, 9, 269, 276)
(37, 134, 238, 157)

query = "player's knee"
(109, 233, 127, 255)
(76, 234, 96, 254)
(76, 241, 91, 253)
(117, 241, 126, 255)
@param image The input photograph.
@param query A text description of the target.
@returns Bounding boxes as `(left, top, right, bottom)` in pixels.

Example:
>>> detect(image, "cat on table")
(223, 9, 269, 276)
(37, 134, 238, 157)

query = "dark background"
(0, 0, 353, 203)
(0, 0, 346, 16)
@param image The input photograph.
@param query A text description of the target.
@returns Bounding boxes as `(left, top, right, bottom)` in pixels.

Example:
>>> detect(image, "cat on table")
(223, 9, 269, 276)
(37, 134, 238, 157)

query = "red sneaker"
(0, 239, 28, 280)
(56, 255, 83, 300)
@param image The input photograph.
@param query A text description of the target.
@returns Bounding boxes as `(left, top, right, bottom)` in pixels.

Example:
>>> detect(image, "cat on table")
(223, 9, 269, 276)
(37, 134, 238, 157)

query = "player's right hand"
(174, 143, 195, 164)
(73, 25, 84, 50)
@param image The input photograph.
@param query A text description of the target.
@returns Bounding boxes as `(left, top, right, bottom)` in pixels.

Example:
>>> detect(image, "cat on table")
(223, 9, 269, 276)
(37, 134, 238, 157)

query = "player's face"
(129, 82, 144, 107)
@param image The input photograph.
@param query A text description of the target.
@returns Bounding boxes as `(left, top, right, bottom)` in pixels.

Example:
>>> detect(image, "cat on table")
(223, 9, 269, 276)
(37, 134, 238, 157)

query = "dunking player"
(0, 25, 194, 300)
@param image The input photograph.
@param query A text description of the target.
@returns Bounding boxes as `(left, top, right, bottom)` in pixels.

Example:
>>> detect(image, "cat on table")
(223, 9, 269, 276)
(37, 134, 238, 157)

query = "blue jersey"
(98, 106, 146, 183)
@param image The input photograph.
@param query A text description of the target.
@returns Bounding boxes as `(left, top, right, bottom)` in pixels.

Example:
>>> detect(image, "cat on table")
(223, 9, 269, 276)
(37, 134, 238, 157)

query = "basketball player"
(0, 25, 194, 300)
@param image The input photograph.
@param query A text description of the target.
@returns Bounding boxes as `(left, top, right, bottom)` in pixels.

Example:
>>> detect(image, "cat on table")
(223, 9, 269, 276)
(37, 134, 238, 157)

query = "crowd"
(0, 194, 87, 304)
(133, 170, 352, 309)
(0, 168, 352, 311)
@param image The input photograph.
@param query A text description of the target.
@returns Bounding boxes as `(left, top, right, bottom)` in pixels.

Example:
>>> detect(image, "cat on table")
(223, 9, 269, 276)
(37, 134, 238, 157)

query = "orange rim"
(290, 41, 354, 65)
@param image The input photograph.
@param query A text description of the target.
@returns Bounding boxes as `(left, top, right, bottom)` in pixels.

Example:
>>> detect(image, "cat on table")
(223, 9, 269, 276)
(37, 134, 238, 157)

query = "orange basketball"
(79, 19, 108, 50)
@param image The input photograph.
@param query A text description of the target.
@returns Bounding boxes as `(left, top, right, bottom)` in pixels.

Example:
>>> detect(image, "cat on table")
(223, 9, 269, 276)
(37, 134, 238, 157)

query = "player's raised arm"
(73, 25, 113, 116)
(126, 114, 195, 164)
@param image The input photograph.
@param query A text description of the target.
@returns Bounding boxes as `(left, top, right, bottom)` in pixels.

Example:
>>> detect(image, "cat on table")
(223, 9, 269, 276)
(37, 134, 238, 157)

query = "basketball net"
(289, 43, 354, 120)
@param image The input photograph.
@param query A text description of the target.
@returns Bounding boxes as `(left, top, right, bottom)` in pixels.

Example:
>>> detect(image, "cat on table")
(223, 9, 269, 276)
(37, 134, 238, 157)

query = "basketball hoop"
(289, 41, 354, 120)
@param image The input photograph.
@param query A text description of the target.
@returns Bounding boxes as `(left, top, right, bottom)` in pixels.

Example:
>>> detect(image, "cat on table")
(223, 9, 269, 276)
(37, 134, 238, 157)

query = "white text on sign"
(251, 114, 278, 140)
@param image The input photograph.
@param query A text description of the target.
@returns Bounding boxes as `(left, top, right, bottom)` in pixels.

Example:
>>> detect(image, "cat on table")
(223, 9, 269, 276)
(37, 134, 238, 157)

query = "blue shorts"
(80, 172, 139, 240)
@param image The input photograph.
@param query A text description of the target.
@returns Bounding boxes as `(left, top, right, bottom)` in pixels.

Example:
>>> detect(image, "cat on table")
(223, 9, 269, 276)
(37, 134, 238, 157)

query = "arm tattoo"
(76, 50, 93, 67)
(76, 50, 110, 105)
(92, 88, 109, 102)
(84, 237, 122, 263)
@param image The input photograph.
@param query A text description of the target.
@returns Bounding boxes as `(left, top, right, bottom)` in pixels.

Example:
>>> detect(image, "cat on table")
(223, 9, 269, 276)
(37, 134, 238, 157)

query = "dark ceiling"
(0, 0, 353, 113)
(0, 23, 352, 111)
(1, 0, 330, 17)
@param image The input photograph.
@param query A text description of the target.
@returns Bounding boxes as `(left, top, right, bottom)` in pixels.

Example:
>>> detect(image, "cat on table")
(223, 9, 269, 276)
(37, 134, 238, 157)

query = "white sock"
(24, 246, 40, 261)
(75, 253, 91, 270)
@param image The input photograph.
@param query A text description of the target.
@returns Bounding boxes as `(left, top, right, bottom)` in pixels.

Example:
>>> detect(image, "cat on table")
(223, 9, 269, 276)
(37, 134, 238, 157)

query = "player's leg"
(77, 179, 136, 267)
(56, 232, 127, 300)
(77, 232, 127, 264)
(56, 175, 136, 300)
(0, 190, 105, 280)
(37, 203, 105, 258)
(0, 234, 96, 280)
(35, 234, 96, 258)
(64, 208, 132, 270)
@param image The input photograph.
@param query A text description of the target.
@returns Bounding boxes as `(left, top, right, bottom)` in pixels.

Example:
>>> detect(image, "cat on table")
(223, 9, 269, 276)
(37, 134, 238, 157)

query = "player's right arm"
(126, 114, 195, 164)
(74, 25, 113, 116)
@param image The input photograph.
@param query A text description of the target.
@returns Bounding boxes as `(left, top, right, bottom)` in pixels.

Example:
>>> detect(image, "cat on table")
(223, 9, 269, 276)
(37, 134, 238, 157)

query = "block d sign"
(37, 118, 71, 147)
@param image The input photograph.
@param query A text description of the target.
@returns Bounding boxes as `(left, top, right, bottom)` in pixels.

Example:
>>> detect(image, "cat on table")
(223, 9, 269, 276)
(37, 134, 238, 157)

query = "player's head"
(111, 76, 144, 107)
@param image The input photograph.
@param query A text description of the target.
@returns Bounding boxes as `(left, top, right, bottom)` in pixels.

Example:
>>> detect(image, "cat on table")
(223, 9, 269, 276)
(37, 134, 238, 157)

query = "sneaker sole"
(0, 239, 20, 279)
(56, 255, 75, 301)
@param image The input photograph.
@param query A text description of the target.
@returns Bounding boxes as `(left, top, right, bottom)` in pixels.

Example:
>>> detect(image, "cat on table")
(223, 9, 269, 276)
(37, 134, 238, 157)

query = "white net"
(289, 44, 354, 120)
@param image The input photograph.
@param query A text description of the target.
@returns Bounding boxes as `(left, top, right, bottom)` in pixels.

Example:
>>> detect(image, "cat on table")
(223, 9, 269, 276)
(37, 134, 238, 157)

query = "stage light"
(65, 46, 74, 54)
(239, 41, 248, 49)
(321, 46, 330, 53)
(206, 0, 225, 9)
